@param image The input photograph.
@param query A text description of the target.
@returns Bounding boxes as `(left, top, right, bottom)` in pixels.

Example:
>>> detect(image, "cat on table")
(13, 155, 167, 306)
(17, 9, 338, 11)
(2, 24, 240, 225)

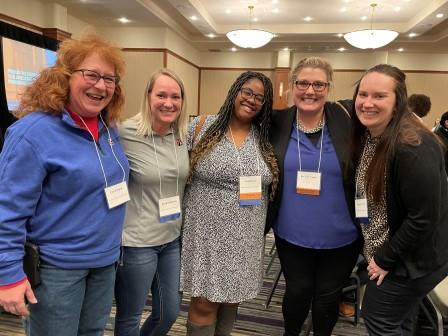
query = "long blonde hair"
(134, 68, 188, 140)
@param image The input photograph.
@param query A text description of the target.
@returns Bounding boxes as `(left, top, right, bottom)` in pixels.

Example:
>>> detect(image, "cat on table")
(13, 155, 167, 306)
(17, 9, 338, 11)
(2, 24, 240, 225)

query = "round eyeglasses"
(240, 87, 265, 105)
(73, 69, 120, 88)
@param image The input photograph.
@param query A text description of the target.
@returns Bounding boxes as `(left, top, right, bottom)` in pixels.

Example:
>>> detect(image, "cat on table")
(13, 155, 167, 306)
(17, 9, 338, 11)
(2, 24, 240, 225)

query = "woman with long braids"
(181, 71, 278, 336)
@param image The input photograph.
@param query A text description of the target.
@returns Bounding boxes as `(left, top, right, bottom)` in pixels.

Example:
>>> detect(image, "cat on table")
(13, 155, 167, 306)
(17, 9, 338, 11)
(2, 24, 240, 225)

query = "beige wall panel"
(121, 51, 164, 120)
(100, 27, 166, 48)
(67, 15, 95, 38)
(199, 70, 274, 115)
(331, 71, 363, 101)
(1, 0, 47, 28)
(165, 30, 201, 66)
(200, 52, 276, 68)
(166, 54, 200, 117)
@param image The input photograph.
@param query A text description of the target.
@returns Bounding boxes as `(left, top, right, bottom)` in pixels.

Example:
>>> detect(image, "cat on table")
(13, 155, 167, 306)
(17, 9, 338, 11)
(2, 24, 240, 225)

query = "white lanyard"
(77, 113, 126, 187)
(295, 109, 325, 173)
(150, 129, 180, 198)
(355, 142, 369, 221)
(228, 126, 261, 176)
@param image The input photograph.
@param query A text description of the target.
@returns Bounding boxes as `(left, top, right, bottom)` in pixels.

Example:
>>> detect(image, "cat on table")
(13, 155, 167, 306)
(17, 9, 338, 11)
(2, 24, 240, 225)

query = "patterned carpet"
(0, 234, 442, 335)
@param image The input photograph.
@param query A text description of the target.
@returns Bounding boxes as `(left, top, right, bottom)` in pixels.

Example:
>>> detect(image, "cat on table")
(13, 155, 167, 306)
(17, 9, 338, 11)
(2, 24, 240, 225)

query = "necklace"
(296, 117, 324, 134)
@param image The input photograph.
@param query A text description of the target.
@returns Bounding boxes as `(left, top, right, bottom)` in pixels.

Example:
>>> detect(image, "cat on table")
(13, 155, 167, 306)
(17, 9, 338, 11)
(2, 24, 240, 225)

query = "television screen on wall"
(2, 37, 57, 111)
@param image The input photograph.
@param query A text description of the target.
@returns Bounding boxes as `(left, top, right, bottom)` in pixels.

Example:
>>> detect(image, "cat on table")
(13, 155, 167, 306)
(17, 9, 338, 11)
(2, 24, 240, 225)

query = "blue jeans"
(114, 237, 181, 336)
(25, 263, 116, 336)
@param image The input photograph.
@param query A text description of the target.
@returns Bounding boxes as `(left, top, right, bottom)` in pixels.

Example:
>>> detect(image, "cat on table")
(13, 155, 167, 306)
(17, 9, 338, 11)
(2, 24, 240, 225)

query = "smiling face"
(67, 53, 116, 118)
(355, 72, 397, 137)
(293, 67, 329, 116)
(149, 74, 182, 131)
(233, 78, 264, 125)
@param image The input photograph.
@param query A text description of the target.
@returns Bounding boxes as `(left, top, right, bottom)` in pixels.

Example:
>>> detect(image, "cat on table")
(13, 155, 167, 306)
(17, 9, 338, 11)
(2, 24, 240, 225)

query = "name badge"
(355, 198, 369, 224)
(239, 175, 262, 206)
(296, 171, 321, 195)
(104, 181, 130, 209)
(159, 195, 181, 223)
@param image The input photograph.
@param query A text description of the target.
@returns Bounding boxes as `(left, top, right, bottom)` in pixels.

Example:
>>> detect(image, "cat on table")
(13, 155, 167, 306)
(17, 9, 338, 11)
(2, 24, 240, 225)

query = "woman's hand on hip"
(367, 258, 389, 286)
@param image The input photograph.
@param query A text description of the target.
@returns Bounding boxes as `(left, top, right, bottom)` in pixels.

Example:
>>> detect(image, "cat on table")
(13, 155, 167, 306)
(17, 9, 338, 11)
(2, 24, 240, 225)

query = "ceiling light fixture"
(118, 17, 131, 23)
(226, 6, 275, 49)
(343, 3, 398, 49)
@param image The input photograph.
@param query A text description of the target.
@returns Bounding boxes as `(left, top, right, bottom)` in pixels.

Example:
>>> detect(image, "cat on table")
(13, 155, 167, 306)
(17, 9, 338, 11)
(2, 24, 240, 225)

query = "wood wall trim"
(42, 28, 71, 42)
(201, 67, 275, 71)
(121, 48, 166, 53)
(0, 14, 43, 33)
(197, 70, 201, 117)
(334, 69, 448, 74)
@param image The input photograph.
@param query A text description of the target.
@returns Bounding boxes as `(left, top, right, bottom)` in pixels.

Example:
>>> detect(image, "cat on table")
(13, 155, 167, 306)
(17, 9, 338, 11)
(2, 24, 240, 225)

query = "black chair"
(264, 248, 365, 332)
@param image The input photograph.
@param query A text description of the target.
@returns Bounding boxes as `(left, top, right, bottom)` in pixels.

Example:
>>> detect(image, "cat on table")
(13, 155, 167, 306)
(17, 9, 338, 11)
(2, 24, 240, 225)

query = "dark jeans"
(275, 235, 359, 336)
(362, 263, 448, 336)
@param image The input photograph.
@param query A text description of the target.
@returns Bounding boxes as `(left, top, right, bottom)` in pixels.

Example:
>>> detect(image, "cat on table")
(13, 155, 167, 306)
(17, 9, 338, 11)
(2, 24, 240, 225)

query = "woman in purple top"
(266, 57, 361, 336)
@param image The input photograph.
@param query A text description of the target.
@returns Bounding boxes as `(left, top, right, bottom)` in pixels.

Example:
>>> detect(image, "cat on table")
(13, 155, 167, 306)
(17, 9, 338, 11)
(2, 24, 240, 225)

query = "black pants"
(362, 263, 448, 336)
(275, 235, 360, 336)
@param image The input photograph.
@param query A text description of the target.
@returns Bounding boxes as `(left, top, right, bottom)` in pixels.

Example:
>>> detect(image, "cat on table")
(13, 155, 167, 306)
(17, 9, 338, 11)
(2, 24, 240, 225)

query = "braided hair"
(189, 71, 279, 199)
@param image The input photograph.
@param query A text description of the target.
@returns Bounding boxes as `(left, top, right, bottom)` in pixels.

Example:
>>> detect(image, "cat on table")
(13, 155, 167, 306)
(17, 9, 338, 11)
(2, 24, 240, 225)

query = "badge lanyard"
(355, 143, 369, 224)
(77, 113, 129, 209)
(228, 126, 262, 206)
(150, 129, 181, 222)
(295, 109, 324, 196)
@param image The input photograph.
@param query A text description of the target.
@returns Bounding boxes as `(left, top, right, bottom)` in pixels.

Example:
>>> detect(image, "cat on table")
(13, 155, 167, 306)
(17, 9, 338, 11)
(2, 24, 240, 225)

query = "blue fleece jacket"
(0, 110, 129, 285)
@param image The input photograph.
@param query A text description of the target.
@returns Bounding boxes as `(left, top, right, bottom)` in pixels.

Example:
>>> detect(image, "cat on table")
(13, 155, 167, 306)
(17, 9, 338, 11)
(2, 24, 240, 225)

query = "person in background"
(266, 56, 361, 336)
(350, 64, 448, 335)
(433, 111, 448, 174)
(181, 71, 278, 336)
(114, 68, 189, 336)
(408, 93, 431, 122)
(0, 34, 129, 336)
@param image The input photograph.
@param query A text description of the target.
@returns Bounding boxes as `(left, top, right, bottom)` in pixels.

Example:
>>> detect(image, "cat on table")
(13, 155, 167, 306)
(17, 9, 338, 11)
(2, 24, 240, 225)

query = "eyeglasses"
(240, 87, 265, 105)
(73, 69, 120, 88)
(294, 80, 329, 92)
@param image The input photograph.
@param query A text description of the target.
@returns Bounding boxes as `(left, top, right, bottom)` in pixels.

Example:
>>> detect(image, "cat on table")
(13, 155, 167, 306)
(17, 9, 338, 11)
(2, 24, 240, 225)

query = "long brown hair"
(350, 64, 436, 203)
(189, 71, 279, 199)
(15, 33, 125, 124)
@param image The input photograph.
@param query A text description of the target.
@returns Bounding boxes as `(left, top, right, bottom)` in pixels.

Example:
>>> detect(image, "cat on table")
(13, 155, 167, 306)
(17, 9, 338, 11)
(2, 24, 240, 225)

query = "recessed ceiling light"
(304, 16, 313, 22)
(118, 17, 131, 23)
(273, 8, 279, 13)
(207, 33, 216, 38)
(340, 7, 347, 12)
(337, 33, 343, 37)
(409, 32, 417, 37)
(436, 13, 444, 18)
(361, 16, 368, 21)
(394, 7, 401, 12)
(397, 48, 404, 52)
(272, 0, 279, 4)
(225, 9, 231, 14)
(252, 17, 259, 22)
(190, 15, 198, 21)
(338, 47, 346, 52)
(231, 47, 237, 52)
(283, 47, 289, 51)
